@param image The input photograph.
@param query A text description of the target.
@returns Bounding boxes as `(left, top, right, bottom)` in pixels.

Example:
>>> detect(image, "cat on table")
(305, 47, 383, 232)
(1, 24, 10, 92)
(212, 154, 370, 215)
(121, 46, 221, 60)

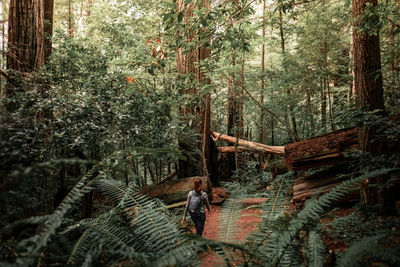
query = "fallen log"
(211, 131, 285, 155)
(165, 201, 187, 209)
(285, 128, 358, 170)
(217, 146, 255, 153)
(292, 164, 357, 202)
(159, 170, 177, 184)
(141, 176, 212, 204)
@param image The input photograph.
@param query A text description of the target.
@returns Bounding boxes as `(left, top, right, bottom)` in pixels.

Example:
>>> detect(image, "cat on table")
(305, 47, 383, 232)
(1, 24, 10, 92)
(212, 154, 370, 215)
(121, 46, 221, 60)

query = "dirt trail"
(188, 192, 267, 267)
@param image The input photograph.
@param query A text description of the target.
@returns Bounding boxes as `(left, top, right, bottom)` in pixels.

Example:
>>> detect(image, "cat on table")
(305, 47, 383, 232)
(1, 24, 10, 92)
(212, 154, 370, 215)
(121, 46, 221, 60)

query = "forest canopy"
(0, 0, 399, 266)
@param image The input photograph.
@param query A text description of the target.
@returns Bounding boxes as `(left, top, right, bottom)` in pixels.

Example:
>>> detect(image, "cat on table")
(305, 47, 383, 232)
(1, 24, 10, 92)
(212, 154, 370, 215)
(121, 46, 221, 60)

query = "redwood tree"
(352, 0, 394, 213)
(175, 0, 215, 180)
(352, 0, 384, 152)
(7, 0, 54, 74)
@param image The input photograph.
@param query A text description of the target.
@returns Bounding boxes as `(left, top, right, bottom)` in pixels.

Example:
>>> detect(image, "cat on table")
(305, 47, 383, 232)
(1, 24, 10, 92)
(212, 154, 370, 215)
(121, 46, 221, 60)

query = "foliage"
(1, 0, 400, 265)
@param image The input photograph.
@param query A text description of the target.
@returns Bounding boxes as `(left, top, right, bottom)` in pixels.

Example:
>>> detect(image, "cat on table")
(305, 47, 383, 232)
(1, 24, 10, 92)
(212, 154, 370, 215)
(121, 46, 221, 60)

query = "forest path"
(190, 191, 267, 266)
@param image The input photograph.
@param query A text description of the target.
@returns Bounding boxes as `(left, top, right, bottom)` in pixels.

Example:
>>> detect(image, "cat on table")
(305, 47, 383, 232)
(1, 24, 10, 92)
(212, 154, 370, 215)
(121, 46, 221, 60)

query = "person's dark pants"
(190, 212, 206, 235)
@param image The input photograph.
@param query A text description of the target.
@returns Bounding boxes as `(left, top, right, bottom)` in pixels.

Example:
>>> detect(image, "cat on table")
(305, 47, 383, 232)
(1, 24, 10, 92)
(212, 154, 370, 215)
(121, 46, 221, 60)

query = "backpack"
(189, 190, 203, 215)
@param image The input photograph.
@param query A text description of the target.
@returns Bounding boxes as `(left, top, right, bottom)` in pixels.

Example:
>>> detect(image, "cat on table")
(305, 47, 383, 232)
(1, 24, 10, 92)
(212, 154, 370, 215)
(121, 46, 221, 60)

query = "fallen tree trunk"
(217, 146, 255, 153)
(142, 176, 212, 204)
(159, 170, 177, 184)
(211, 131, 285, 155)
(292, 164, 357, 202)
(285, 128, 358, 170)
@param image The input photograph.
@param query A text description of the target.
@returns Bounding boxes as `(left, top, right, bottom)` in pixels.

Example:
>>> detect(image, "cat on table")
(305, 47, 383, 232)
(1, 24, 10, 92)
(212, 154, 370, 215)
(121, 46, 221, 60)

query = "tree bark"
(279, 7, 298, 141)
(212, 131, 285, 155)
(321, 79, 327, 133)
(217, 146, 253, 153)
(43, 0, 54, 62)
(176, 0, 215, 182)
(285, 128, 358, 170)
(352, 0, 385, 152)
(259, 0, 266, 163)
(142, 176, 212, 204)
(7, 0, 53, 74)
(352, 0, 394, 213)
(67, 0, 74, 37)
(86, 0, 93, 17)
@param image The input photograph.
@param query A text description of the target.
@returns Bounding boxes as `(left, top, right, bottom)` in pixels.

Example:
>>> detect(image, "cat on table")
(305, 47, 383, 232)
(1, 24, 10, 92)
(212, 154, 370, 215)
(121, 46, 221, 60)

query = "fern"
(306, 230, 326, 267)
(268, 168, 398, 266)
(218, 197, 244, 243)
(337, 234, 400, 267)
(66, 178, 197, 266)
(15, 153, 125, 266)
(68, 229, 99, 265)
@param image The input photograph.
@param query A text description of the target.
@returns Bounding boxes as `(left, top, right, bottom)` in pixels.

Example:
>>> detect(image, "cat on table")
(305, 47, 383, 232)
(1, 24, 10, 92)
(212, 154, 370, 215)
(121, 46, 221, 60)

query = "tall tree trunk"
(352, 0, 394, 213)
(7, 0, 54, 98)
(67, 0, 74, 37)
(306, 90, 315, 138)
(176, 0, 215, 181)
(259, 0, 266, 163)
(279, 7, 299, 141)
(349, 26, 356, 100)
(327, 80, 335, 131)
(43, 0, 54, 62)
(86, 0, 93, 17)
(321, 79, 327, 133)
(7, 0, 53, 74)
(1, 11, 5, 70)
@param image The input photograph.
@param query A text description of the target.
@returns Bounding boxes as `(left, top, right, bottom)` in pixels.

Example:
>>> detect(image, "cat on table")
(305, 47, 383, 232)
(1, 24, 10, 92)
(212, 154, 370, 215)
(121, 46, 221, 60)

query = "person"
(181, 178, 211, 236)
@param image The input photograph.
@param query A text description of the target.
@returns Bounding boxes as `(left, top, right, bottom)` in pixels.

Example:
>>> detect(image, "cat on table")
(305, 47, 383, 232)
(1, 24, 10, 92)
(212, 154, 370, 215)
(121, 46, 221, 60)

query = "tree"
(352, 0, 394, 213)
(175, 0, 215, 180)
(352, 0, 384, 152)
(259, 0, 266, 162)
(7, 0, 54, 74)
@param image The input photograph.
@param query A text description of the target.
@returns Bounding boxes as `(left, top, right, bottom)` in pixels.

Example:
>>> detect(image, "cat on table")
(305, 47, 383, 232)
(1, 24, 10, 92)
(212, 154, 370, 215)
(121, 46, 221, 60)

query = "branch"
(242, 86, 300, 141)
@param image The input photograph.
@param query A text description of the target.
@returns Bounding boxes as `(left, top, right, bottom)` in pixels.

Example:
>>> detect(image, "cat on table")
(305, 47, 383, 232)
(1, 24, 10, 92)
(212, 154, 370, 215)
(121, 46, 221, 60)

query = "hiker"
(182, 178, 211, 236)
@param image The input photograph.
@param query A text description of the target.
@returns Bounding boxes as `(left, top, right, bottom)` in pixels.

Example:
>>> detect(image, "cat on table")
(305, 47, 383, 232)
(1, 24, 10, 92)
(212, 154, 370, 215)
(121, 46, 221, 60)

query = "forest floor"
(186, 188, 400, 266)
(187, 188, 267, 266)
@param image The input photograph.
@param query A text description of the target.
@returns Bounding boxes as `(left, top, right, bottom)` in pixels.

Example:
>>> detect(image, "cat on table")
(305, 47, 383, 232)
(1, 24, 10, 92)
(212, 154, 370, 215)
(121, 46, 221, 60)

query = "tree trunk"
(352, 0, 394, 214)
(212, 131, 285, 155)
(321, 79, 327, 133)
(176, 0, 215, 182)
(279, 7, 298, 141)
(67, 0, 74, 37)
(349, 26, 356, 100)
(142, 176, 212, 204)
(217, 146, 254, 153)
(306, 90, 315, 138)
(86, 0, 93, 17)
(43, 0, 54, 62)
(259, 0, 266, 163)
(7, 0, 53, 75)
(1, 7, 5, 70)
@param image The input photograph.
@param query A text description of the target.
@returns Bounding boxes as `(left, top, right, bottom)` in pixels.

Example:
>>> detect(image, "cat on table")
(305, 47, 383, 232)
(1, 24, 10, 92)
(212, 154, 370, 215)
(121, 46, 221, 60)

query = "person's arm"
(182, 191, 192, 223)
(203, 192, 211, 212)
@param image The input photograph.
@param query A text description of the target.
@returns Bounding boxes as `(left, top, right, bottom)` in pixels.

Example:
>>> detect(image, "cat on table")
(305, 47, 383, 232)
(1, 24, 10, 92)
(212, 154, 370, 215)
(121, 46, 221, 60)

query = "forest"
(0, 0, 400, 266)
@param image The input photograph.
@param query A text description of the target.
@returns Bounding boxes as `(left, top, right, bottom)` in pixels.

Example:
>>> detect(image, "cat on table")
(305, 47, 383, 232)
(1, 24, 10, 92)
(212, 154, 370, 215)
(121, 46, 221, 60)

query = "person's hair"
(193, 178, 202, 194)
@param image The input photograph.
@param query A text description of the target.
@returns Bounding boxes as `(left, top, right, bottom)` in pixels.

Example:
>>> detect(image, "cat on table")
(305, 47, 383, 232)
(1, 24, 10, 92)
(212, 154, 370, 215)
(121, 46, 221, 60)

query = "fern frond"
(269, 168, 398, 266)
(307, 231, 326, 267)
(67, 229, 98, 264)
(92, 178, 196, 265)
(218, 197, 244, 243)
(337, 234, 400, 267)
(17, 155, 118, 265)
(0, 215, 51, 236)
